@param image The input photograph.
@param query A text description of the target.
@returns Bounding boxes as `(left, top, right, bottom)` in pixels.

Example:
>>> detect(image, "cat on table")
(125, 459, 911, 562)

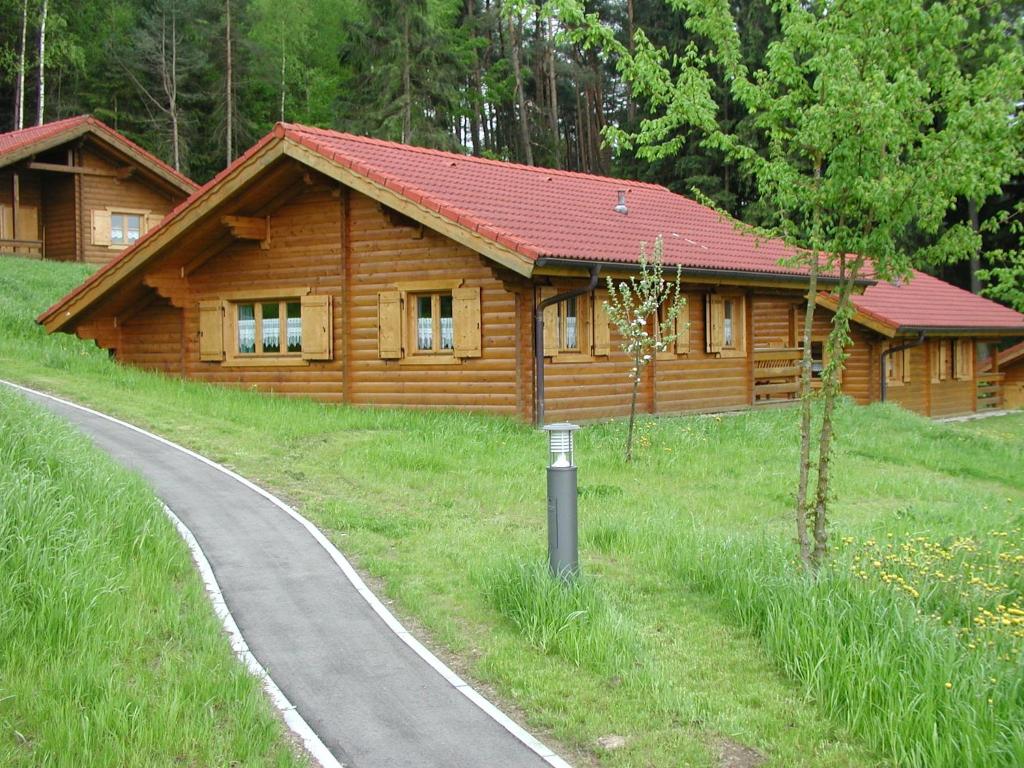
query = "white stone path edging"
(3, 380, 572, 768)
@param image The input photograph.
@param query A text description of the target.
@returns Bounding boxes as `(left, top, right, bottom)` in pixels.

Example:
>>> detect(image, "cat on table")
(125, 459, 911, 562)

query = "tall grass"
(0, 387, 305, 767)
(3, 254, 1023, 767)
(676, 534, 1024, 767)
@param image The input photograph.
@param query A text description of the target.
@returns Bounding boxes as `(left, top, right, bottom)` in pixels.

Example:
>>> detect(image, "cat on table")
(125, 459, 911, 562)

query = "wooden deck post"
(12, 172, 19, 241)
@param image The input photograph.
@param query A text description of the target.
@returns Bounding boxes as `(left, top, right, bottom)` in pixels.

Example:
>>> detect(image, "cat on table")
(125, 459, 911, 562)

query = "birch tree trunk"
(15, 0, 28, 129)
(36, 0, 48, 126)
(225, 0, 234, 165)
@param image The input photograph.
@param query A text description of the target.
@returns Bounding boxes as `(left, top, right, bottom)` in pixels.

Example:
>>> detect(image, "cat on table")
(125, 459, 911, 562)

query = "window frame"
(408, 290, 456, 357)
(953, 338, 974, 380)
(221, 288, 311, 368)
(558, 295, 582, 353)
(930, 339, 950, 383)
(109, 211, 144, 246)
(707, 293, 747, 358)
(886, 343, 909, 387)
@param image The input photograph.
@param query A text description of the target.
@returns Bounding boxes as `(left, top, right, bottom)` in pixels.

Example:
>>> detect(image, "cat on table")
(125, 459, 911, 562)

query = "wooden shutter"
(145, 213, 163, 234)
(902, 348, 911, 383)
(16, 205, 39, 239)
(453, 286, 482, 358)
(0, 205, 11, 239)
(939, 341, 949, 381)
(377, 290, 402, 359)
(91, 209, 111, 246)
(954, 339, 973, 380)
(541, 287, 558, 356)
(198, 300, 224, 361)
(592, 289, 611, 356)
(301, 294, 333, 360)
(706, 295, 724, 354)
(675, 300, 690, 354)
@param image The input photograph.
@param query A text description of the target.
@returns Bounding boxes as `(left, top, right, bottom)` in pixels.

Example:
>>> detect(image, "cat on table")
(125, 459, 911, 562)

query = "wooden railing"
(753, 347, 803, 404)
(0, 238, 43, 258)
(976, 372, 1004, 412)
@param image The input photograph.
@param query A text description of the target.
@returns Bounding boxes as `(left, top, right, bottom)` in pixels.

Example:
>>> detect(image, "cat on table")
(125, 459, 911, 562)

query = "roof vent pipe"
(614, 190, 628, 215)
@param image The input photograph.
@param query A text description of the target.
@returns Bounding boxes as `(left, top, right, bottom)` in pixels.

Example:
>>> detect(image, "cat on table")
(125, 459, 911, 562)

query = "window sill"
(550, 352, 594, 364)
(399, 355, 462, 366)
(222, 357, 310, 368)
(718, 348, 746, 359)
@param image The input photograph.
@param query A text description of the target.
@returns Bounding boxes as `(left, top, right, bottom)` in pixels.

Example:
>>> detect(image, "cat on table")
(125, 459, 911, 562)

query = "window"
(540, 287, 591, 359)
(886, 343, 909, 386)
(197, 292, 332, 365)
(234, 300, 303, 356)
(559, 296, 580, 352)
(706, 294, 746, 358)
(110, 213, 143, 246)
(953, 339, 974, 380)
(412, 292, 455, 354)
(91, 208, 158, 248)
(930, 340, 949, 383)
(377, 283, 481, 362)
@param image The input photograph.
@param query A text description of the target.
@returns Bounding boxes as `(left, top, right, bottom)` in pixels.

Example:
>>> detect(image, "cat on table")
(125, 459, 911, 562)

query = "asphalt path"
(10, 385, 566, 768)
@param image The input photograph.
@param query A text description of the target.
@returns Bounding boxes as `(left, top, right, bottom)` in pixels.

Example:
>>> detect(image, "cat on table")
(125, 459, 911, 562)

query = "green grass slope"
(1, 254, 1022, 767)
(0, 387, 306, 766)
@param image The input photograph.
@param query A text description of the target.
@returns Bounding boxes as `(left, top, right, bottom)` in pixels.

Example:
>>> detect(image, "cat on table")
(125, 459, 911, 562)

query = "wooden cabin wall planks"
(78, 145, 180, 264)
(103, 167, 993, 422)
(348, 193, 519, 414)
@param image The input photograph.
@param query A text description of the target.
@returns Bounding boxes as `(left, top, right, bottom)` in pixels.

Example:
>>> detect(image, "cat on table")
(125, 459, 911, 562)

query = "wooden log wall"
(79, 145, 181, 265)
(928, 341, 976, 417)
(41, 173, 76, 260)
(117, 295, 184, 374)
(347, 192, 521, 415)
(184, 185, 345, 401)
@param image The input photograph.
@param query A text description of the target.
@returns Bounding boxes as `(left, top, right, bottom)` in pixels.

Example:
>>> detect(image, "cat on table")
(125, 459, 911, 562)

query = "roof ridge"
(279, 122, 669, 191)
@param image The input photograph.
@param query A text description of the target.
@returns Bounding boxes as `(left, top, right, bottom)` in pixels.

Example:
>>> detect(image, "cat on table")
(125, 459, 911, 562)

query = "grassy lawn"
(2, 255, 1022, 767)
(0, 385, 307, 766)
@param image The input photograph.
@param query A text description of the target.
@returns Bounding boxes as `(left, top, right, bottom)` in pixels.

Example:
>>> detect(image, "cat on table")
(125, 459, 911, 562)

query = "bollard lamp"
(543, 422, 580, 580)
(544, 422, 579, 468)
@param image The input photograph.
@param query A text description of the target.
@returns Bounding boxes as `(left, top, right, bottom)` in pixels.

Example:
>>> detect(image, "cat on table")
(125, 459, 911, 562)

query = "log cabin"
(0, 116, 196, 262)
(37, 123, 1024, 423)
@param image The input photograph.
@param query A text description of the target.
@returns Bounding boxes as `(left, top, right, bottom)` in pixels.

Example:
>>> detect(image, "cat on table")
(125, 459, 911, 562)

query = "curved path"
(7, 383, 568, 768)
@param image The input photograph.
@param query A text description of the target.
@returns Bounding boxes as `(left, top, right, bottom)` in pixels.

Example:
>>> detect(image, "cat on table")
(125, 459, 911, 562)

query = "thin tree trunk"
(15, 0, 28, 129)
(625, 354, 641, 462)
(279, 41, 286, 122)
(167, 11, 180, 172)
(546, 16, 559, 168)
(36, 0, 48, 125)
(809, 257, 861, 566)
(625, 0, 635, 128)
(968, 198, 981, 294)
(402, 11, 412, 143)
(508, 14, 533, 165)
(225, 0, 234, 165)
(466, 0, 482, 155)
(794, 256, 818, 569)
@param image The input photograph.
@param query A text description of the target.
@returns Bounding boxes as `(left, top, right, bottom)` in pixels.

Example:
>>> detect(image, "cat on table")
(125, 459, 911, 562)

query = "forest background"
(0, 0, 1020, 299)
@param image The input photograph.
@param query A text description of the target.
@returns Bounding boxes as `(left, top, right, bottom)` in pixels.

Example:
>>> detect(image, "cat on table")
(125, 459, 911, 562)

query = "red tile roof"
(848, 270, 1024, 334)
(283, 124, 810, 277)
(37, 122, 1024, 337)
(0, 115, 196, 190)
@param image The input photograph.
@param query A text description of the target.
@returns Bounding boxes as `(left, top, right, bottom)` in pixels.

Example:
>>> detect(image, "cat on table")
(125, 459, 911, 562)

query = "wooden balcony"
(753, 346, 803, 404)
(976, 372, 1004, 412)
(0, 238, 44, 258)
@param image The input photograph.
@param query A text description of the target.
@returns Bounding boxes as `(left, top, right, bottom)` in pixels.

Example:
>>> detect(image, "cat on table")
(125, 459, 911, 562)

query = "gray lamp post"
(543, 422, 580, 580)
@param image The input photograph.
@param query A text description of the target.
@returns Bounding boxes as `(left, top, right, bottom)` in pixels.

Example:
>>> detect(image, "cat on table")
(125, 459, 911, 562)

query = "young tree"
(14, 0, 28, 129)
(566, 0, 1023, 566)
(604, 237, 685, 462)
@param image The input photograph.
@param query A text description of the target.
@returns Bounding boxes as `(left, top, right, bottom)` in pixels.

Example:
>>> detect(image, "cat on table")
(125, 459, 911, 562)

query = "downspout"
(879, 331, 926, 403)
(534, 264, 602, 427)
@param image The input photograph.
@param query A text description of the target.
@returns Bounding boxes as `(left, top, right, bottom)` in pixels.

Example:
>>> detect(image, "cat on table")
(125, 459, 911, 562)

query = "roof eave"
(896, 325, 1024, 338)
(533, 257, 875, 289)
